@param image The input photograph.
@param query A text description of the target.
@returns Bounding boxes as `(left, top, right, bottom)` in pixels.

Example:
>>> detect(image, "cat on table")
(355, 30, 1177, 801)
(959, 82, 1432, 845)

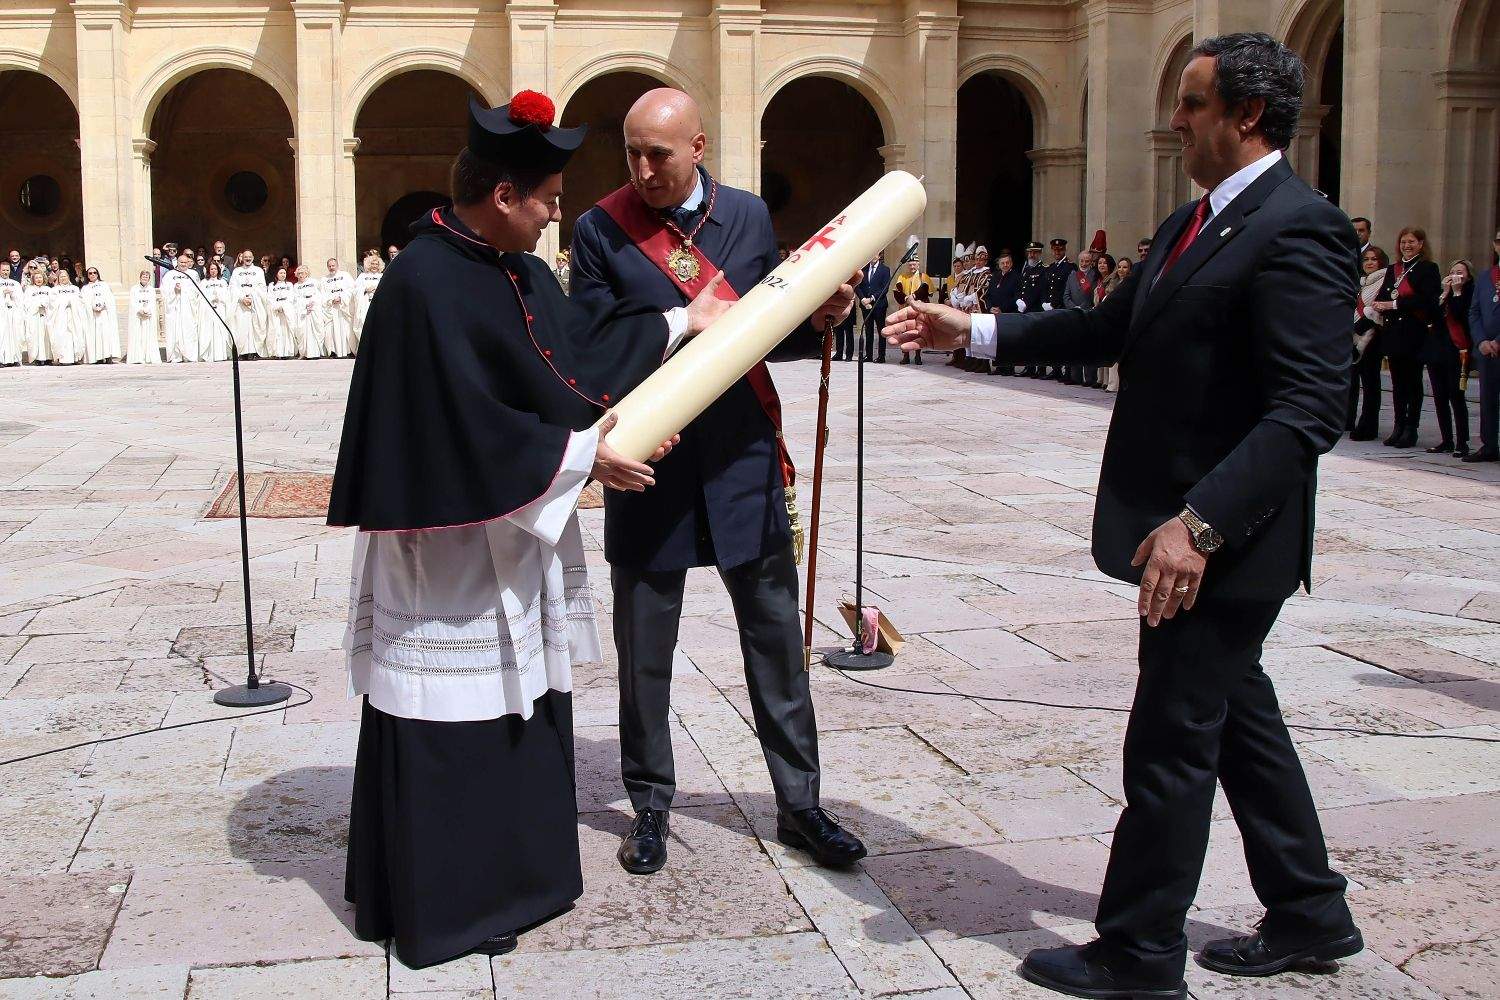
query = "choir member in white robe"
(126, 270, 161, 364)
(198, 262, 234, 362)
(48, 271, 87, 365)
(293, 265, 327, 359)
(82, 269, 121, 363)
(320, 259, 356, 357)
(352, 256, 383, 348)
(0, 263, 22, 366)
(328, 89, 729, 970)
(23, 270, 52, 363)
(160, 252, 199, 363)
(264, 268, 298, 358)
(229, 255, 270, 357)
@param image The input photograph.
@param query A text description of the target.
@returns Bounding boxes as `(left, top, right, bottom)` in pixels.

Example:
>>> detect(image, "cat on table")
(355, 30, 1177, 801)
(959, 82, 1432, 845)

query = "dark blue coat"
(857, 261, 891, 322)
(569, 169, 820, 571)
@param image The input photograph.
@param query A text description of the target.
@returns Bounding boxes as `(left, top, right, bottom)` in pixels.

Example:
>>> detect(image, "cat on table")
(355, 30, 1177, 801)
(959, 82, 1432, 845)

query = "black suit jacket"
(858, 262, 891, 323)
(986, 157, 1356, 600)
(1375, 257, 1441, 360)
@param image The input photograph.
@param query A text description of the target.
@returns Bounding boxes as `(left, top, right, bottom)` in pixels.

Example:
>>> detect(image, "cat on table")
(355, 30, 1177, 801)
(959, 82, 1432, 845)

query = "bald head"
(623, 88, 708, 210)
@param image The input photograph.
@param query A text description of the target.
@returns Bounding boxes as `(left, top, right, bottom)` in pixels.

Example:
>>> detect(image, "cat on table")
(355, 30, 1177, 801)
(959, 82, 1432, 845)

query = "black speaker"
(926, 237, 953, 278)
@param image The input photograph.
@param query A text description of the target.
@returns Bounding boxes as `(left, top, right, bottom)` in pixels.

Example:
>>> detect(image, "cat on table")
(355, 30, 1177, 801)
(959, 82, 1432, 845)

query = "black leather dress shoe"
(1020, 942, 1186, 998)
(469, 931, 518, 957)
(1426, 440, 1454, 454)
(617, 808, 669, 875)
(776, 807, 867, 866)
(1382, 426, 1403, 445)
(1462, 447, 1499, 463)
(1350, 426, 1378, 441)
(1196, 927, 1363, 977)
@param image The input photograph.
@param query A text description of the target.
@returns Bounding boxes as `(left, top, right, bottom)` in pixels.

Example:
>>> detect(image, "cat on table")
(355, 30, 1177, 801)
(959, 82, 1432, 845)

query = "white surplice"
(160, 270, 198, 363)
(48, 285, 87, 364)
(198, 278, 234, 361)
(294, 280, 327, 358)
(344, 428, 601, 723)
(83, 280, 120, 362)
(264, 280, 298, 358)
(321, 271, 356, 356)
(23, 285, 52, 362)
(0, 278, 22, 365)
(228, 267, 268, 356)
(126, 283, 161, 364)
(353, 271, 381, 348)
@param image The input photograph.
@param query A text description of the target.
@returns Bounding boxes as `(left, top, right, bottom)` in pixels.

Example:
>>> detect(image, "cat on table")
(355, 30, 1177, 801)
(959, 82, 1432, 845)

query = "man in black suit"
(857, 251, 891, 362)
(884, 33, 1361, 999)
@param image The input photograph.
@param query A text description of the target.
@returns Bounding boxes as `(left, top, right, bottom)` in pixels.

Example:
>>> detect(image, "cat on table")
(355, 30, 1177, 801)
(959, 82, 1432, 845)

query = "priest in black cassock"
(327, 89, 730, 968)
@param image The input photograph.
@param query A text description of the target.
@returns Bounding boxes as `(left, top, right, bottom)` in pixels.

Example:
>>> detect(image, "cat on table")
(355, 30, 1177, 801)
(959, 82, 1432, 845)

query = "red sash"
(1075, 271, 1094, 297)
(597, 183, 795, 489)
(1392, 260, 1414, 299)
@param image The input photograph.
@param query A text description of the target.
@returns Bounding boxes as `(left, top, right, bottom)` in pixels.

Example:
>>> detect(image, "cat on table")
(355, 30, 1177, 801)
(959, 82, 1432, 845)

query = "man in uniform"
(1018, 241, 1048, 376)
(569, 88, 866, 876)
(893, 256, 932, 365)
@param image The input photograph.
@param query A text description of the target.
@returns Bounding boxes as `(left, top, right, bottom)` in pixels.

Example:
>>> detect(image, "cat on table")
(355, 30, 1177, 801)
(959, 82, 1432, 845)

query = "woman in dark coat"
(1372, 227, 1442, 449)
(1429, 259, 1475, 456)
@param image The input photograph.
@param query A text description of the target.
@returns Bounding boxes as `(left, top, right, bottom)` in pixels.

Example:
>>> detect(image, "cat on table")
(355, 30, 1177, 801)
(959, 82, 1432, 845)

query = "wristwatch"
(1178, 507, 1223, 554)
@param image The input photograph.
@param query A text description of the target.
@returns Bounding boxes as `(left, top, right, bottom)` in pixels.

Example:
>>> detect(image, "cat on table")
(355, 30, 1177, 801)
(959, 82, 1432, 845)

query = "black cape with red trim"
(327, 207, 668, 531)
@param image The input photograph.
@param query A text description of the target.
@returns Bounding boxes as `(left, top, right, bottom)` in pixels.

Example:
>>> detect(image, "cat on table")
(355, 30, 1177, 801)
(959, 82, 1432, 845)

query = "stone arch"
(1152, 31, 1194, 125)
(134, 46, 297, 140)
(0, 48, 77, 106)
(557, 52, 707, 112)
(957, 71, 1037, 258)
(760, 56, 898, 152)
(1449, 0, 1500, 66)
(1280, 0, 1344, 202)
(959, 53, 1052, 149)
(1149, 33, 1195, 221)
(0, 69, 83, 261)
(1280, 0, 1344, 103)
(344, 49, 502, 136)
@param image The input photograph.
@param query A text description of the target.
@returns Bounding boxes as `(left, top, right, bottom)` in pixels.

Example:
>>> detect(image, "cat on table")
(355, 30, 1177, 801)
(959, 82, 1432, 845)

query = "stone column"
(1341, 1, 1440, 248)
(901, 5, 960, 253)
(710, 4, 761, 191)
(130, 139, 155, 260)
(339, 137, 360, 264)
(880, 143, 915, 258)
(1434, 69, 1500, 265)
(1287, 105, 1330, 186)
(1146, 130, 1191, 224)
(1192, 0, 1275, 39)
(1084, 0, 1152, 254)
(508, 2, 558, 260)
(1029, 146, 1086, 249)
(70, 0, 138, 286)
(291, 0, 349, 271)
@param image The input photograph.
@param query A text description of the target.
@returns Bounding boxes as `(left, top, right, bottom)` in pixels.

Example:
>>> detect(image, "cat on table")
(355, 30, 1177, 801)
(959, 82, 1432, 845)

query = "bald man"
(569, 88, 865, 876)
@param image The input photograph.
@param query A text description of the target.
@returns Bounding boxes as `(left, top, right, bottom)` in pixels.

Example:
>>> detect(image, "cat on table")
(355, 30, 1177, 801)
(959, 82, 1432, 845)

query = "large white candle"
(600, 170, 928, 461)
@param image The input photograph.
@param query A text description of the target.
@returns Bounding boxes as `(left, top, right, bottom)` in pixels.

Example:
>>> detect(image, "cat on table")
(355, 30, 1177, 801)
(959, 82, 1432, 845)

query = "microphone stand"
(147, 255, 290, 708)
(825, 243, 917, 672)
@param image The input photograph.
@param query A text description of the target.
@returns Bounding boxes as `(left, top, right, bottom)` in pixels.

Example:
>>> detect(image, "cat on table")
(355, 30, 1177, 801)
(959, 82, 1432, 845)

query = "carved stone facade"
(1, 0, 1496, 291)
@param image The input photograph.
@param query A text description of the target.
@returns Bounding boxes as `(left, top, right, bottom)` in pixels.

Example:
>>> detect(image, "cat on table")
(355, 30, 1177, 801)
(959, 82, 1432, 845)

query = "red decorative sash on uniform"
(597, 183, 796, 489)
(1075, 271, 1094, 297)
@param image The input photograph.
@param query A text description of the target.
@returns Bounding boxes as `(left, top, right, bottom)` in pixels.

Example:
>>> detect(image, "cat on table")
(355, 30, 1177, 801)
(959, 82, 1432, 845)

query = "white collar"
(1207, 148, 1282, 221)
(676, 170, 705, 213)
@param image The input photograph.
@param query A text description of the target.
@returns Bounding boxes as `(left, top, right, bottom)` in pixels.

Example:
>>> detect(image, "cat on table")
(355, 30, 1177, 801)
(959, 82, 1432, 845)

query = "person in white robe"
(125, 270, 161, 364)
(228, 253, 270, 357)
(352, 255, 383, 348)
(198, 262, 234, 362)
(264, 267, 298, 358)
(23, 269, 52, 363)
(160, 251, 199, 363)
(293, 264, 327, 359)
(320, 258, 356, 357)
(48, 271, 87, 365)
(82, 268, 121, 363)
(0, 263, 22, 366)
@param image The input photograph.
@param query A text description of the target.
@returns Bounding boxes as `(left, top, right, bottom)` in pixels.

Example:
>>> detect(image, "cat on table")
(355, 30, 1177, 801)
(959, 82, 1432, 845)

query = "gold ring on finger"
(1174, 585, 1190, 594)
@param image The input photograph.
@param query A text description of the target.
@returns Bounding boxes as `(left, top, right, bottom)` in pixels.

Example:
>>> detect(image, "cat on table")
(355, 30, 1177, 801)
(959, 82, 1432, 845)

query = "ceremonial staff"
(146, 254, 292, 709)
(802, 316, 836, 669)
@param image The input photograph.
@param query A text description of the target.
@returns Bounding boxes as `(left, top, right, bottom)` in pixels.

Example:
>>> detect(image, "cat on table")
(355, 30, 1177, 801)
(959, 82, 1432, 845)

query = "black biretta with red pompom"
(467, 91, 587, 174)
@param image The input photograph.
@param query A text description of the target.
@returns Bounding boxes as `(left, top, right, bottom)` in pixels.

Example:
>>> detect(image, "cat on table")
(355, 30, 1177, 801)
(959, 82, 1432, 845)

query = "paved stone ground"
(0, 356, 1497, 999)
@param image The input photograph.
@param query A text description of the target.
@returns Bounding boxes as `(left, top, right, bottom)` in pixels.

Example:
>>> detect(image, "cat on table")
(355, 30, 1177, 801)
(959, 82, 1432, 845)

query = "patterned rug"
(205, 473, 334, 519)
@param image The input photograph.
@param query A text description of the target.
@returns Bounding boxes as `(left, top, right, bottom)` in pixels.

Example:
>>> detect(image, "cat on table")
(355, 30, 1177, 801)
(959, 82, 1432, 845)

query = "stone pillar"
(1030, 146, 1086, 249)
(1287, 105, 1330, 186)
(71, 0, 138, 286)
(339, 137, 360, 264)
(1341, 1, 1440, 249)
(1146, 130, 1191, 224)
(1084, 1, 1153, 255)
(291, 0, 348, 271)
(508, 1, 558, 261)
(880, 143, 914, 258)
(901, 5, 960, 254)
(130, 139, 155, 259)
(1192, 0, 1274, 39)
(1434, 70, 1500, 265)
(710, 4, 761, 191)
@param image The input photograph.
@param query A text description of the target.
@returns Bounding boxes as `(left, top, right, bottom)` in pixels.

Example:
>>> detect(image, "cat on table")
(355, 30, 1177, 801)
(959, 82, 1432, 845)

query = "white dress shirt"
(968, 149, 1284, 358)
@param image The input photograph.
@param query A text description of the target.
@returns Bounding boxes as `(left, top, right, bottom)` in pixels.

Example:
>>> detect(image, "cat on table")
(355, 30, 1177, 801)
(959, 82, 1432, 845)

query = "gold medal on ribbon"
(667, 241, 701, 283)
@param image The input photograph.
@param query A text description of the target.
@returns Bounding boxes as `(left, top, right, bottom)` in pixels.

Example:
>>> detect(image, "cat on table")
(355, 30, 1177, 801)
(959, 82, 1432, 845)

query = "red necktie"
(1159, 196, 1210, 280)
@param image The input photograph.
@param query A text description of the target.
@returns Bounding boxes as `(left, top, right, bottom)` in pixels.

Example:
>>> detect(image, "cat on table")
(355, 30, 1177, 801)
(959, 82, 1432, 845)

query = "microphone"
(145, 254, 178, 271)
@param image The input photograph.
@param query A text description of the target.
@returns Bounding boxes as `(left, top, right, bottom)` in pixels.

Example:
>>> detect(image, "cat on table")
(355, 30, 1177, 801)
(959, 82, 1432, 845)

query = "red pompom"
(508, 90, 555, 128)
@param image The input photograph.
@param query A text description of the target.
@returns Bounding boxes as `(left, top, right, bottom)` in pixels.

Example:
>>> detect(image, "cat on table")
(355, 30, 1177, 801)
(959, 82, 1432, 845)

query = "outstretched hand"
(882, 301, 972, 353)
(685, 272, 733, 336)
(591, 413, 677, 492)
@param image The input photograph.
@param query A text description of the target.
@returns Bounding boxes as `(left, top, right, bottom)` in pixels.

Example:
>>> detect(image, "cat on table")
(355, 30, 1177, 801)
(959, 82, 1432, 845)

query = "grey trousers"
(611, 543, 821, 813)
